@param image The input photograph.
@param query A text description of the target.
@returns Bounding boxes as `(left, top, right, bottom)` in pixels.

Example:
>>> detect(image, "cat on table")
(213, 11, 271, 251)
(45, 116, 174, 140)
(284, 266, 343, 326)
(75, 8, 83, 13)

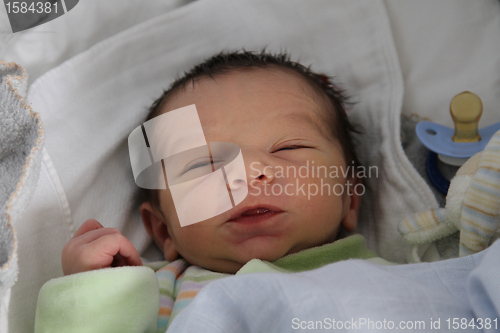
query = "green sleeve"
(34, 266, 159, 333)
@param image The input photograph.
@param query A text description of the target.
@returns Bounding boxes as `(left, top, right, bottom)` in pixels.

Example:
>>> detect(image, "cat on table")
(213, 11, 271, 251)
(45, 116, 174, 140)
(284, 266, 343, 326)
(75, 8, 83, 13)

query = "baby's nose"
(254, 170, 275, 184)
(246, 162, 276, 187)
(230, 172, 276, 188)
(240, 149, 276, 183)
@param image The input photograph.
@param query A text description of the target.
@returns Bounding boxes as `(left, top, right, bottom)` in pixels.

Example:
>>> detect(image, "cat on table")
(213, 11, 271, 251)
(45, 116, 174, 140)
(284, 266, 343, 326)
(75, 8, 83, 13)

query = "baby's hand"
(62, 219, 142, 275)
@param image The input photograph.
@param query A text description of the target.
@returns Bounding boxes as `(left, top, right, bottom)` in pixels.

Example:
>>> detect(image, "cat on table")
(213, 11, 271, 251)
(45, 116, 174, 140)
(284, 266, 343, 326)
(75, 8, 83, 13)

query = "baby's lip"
(226, 205, 284, 222)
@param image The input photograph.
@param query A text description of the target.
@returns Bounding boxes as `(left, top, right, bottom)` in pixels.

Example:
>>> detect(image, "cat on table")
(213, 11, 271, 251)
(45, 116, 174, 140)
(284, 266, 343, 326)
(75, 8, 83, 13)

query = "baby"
(48, 50, 383, 331)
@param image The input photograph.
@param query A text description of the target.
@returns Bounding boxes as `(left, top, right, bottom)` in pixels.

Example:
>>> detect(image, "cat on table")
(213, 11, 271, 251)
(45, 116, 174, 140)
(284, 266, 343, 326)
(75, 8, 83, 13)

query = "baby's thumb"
(73, 219, 104, 238)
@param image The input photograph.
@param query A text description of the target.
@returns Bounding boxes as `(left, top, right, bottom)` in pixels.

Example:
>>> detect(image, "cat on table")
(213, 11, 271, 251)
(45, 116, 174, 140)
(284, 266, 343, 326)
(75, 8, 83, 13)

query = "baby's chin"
(198, 245, 292, 273)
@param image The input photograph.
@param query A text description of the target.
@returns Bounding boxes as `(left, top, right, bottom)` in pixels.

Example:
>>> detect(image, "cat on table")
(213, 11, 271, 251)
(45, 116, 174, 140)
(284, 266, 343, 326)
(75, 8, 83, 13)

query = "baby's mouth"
(226, 206, 283, 224)
(242, 208, 271, 216)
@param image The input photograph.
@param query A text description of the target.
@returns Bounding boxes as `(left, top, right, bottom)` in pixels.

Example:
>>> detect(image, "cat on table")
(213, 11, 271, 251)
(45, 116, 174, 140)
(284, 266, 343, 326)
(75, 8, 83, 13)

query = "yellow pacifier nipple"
(450, 91, 483, 143)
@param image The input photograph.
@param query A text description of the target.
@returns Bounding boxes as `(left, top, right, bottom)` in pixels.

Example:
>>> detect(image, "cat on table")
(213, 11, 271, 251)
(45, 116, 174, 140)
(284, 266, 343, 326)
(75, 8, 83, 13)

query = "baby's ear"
(341, 178, 362, 232)
(140, 202, 179, 261)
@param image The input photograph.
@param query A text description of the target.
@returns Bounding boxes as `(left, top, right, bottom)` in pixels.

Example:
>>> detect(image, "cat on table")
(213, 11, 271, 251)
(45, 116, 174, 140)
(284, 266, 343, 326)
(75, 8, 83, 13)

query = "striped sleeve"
(154, 260, 229, 332)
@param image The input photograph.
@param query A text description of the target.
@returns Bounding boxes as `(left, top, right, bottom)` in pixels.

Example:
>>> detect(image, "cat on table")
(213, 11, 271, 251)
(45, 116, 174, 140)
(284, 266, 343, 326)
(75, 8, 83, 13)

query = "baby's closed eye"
(274, 145, 312, 152)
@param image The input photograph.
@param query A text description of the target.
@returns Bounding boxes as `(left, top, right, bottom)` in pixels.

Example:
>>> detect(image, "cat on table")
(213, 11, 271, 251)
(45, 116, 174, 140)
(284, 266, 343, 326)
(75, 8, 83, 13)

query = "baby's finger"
(70, 227, 122, 248)
(73, 219, 104, 238)
(91, 233, 143, 267)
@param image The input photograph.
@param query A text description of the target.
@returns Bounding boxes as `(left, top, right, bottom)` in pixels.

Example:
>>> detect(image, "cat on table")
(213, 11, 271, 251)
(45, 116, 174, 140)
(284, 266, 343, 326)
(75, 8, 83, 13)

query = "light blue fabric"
(167, 241, 500, 333)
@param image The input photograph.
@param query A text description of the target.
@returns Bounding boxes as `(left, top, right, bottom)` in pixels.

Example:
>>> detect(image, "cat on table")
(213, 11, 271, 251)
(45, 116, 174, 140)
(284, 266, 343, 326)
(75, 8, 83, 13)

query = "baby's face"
(147, 68, 359, 273)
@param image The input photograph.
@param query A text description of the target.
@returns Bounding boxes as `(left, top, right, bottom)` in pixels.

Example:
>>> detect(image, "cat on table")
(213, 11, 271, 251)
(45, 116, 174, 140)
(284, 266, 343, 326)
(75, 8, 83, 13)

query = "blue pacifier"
(416, 91, 500, 194)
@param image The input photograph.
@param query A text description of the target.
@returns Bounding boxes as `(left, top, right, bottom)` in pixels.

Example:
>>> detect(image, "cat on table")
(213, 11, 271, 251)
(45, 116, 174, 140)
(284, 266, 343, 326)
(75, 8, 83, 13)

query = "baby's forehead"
(162, 67, 335, 138)
(277, 109, 329, 136)
(174, 67, 330, 108)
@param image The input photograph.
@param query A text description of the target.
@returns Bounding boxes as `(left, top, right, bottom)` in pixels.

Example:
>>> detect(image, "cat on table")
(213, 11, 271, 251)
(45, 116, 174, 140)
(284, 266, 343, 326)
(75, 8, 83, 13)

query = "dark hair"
(142, 49, 361, 215)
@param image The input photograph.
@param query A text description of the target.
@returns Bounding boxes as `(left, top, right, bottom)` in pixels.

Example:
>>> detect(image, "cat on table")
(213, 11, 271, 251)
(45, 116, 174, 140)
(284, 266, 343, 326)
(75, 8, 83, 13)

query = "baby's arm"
(61, 219, 142, 275)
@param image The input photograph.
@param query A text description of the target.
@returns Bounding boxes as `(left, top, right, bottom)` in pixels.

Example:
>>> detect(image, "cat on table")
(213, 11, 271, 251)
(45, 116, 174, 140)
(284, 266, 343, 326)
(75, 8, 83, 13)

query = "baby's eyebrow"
(281, 111, 328, 136)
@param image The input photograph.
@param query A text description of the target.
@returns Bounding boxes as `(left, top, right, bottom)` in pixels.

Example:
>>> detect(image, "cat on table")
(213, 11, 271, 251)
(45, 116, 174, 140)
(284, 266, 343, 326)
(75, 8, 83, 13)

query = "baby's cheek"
(306, 184, 345, 229)
(175, 227, 217, 257)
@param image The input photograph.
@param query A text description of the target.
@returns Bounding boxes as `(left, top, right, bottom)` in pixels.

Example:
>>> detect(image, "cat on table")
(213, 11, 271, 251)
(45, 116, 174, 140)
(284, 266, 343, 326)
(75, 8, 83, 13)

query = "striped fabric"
(460, 130, 500, 256)
(144, 235, 380, 331)
(398, 208, 456, 244)
(146, 259, 229, 332)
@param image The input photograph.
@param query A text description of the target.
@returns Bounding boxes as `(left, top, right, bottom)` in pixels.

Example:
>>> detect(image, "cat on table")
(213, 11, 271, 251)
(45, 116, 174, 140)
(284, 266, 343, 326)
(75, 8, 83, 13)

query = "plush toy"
(398, 128, 500, 263)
